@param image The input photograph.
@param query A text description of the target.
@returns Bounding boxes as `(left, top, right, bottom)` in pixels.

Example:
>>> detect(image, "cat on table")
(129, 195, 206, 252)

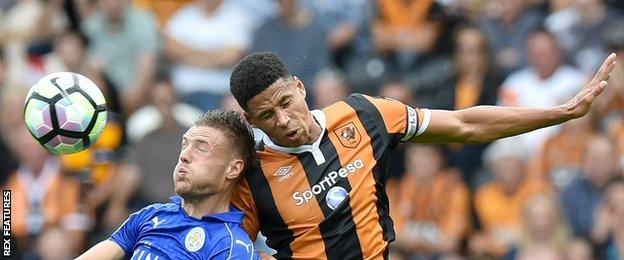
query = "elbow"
(460, 125, 493, 144)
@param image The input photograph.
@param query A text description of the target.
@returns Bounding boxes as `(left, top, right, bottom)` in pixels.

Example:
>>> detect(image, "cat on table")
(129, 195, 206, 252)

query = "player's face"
(245, 76, 316, 147)
(173, 126, 234, 199)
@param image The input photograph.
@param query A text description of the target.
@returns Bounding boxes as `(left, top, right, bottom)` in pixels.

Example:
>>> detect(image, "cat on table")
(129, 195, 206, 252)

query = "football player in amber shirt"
(229, 52, 615, 259)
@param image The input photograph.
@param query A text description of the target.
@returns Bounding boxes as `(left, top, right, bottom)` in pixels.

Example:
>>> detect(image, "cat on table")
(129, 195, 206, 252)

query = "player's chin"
(174, 182, 192, 195)
(279, 137, 306, 147)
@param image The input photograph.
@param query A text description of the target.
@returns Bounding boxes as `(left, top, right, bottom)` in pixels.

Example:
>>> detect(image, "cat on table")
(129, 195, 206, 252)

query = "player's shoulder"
(132, 199, 180, 219)
(331, 93, 398, 111)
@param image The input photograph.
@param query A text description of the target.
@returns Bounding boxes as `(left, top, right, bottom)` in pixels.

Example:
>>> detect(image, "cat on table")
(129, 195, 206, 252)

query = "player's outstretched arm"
(75, 240, 125, 260)
(414, 53, 617, 144)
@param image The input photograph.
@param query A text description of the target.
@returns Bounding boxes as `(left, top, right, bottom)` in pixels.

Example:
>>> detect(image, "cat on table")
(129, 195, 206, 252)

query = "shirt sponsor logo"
(326, 186, 348, 210)
(292, 159, 364, 206)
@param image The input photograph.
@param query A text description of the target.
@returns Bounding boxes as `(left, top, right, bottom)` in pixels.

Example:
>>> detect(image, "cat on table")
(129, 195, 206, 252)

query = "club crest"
(334, 122, 361, 148)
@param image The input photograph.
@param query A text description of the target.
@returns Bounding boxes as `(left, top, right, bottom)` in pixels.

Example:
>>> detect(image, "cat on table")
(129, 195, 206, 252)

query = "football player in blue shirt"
(77, 110, 262, 260)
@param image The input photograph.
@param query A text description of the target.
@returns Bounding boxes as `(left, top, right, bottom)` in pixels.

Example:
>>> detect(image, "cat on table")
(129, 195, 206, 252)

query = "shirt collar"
(169, 196, 244, 224)
(261, 109, 326, 154)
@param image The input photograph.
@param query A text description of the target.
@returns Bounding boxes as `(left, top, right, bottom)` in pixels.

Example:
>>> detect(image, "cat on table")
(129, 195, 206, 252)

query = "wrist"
(555, 104, 576, 121)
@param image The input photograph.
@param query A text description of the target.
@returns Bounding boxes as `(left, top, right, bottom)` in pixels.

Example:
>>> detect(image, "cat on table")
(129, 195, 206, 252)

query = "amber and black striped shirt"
(232, 94, 428, 259)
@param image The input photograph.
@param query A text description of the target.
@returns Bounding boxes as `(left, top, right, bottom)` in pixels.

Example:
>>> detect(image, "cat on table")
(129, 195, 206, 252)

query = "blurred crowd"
(0, 0, 623, 259)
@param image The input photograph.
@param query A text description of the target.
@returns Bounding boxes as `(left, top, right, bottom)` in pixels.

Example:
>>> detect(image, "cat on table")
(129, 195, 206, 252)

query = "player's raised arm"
(413, 53, 617, 144)
(75, 240, 125, 260)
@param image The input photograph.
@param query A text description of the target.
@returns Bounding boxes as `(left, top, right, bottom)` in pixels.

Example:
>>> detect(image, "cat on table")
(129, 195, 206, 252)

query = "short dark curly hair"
(194, 110, 255, 178)
(230, 52, 290, 111)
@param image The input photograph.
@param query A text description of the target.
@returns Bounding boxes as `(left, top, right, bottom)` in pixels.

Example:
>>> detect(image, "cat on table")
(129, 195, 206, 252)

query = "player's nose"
(275, 109, 290, 128)
(179, 146, 191, 163)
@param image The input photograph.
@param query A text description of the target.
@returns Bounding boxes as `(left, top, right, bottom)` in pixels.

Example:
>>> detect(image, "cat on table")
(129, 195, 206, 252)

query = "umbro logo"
(275, 165, 293, 182)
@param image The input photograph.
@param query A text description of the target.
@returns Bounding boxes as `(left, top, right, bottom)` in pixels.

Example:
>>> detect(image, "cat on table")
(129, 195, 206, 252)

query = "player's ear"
(293, 76, 306, 99)
(225, 158, 245, 180)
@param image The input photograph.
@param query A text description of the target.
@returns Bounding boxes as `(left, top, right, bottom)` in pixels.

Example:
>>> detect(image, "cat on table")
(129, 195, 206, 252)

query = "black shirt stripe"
(344, 94, 396, 244)
(246, 162, 295, 259)
(296, 131, 364, 260)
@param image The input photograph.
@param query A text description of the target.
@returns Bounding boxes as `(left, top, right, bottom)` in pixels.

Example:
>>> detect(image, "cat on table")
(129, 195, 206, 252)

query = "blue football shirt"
(110, 196, 259, 260)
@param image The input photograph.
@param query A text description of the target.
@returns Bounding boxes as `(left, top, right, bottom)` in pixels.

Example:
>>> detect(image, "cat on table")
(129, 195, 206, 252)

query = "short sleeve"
(231, 179, 261, 240)
(345, 94, 429, 146)
(109, 207, 152, 256)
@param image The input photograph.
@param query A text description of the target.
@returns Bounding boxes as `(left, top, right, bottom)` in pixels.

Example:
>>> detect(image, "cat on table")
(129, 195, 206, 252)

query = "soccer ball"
(23, 72, 107, 154)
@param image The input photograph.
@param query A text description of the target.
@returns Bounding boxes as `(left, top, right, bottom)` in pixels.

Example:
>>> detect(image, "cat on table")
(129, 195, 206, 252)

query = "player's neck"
(305, 115, 323, 145)
(181, 193, 231, 219)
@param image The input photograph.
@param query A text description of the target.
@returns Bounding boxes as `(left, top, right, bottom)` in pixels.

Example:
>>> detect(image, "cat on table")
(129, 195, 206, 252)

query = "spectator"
(498, 30, 586, 151)
(506, 195, 570, 259)
(406, 26, 500, 110)
(591, 180, 624, 259)
(564, 0, 624, 73)
(252, 0, 329, 104)
(59, 117, 126, 241)
(479, 0, 544, 76)
(388, 145, 470, 258)
(471, 137, 551, 258)
(371, 0, 445, 72)
(40, 29, 129, 237)
(311, 68, 349, 109)
(125, 76, 201, 144)
(545, 0, 578, 53)
(407, 26, 502, 184)
(307, 0, 373, 68)
(450, 27, 501, 110)
(594, 24, 624, 119)
(2, 125, 88, 258)
(531, 113, 598, 190)
(82, 0, 159, 116)
(124, 76, 202, 205)
(0, 47, 18, 186)
(165, 0, 253, 112)
(0, 0, 68, 87)
(561, 135, 618, 240)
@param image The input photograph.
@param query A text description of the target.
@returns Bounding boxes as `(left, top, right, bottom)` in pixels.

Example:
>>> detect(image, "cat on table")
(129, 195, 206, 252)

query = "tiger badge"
(334, 122, 361, 148)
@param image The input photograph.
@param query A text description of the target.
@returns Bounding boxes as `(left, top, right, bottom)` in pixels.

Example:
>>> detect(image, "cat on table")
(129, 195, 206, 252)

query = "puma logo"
(152, 216, 165, 228)
(236, 239, 251, 253)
